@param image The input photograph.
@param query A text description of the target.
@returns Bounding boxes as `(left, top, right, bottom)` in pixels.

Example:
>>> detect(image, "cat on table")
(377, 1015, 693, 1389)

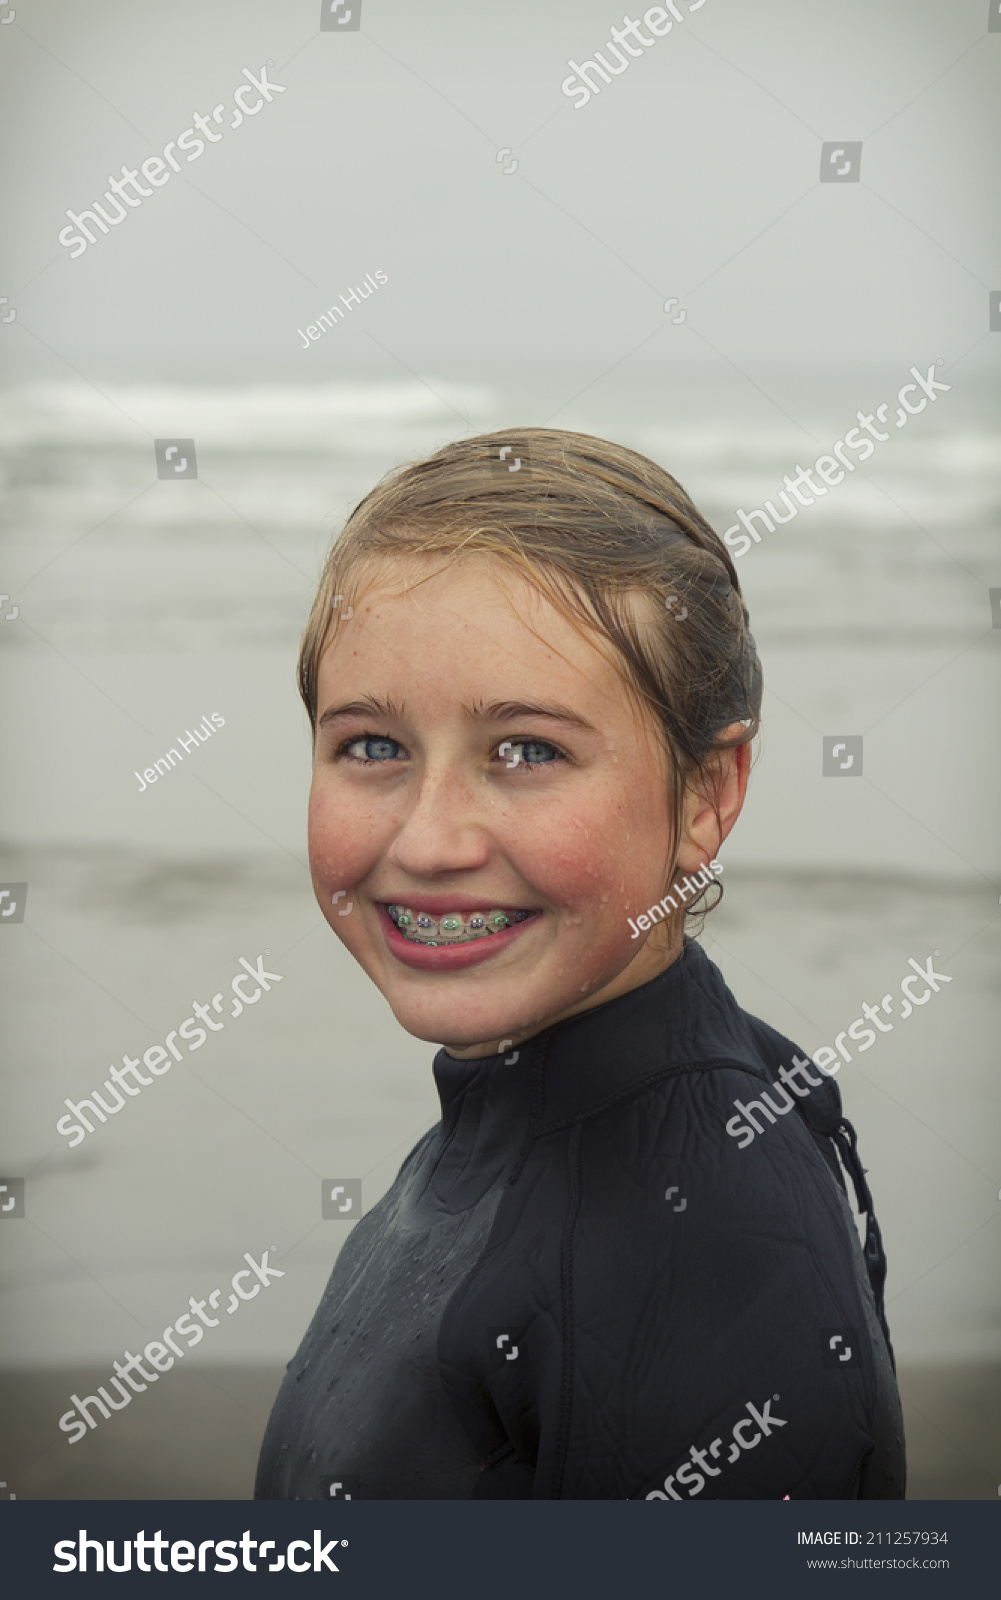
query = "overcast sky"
(0, 0, 998, 387)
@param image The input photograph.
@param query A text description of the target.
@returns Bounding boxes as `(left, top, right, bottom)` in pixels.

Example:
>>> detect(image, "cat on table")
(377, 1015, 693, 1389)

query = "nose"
(384, 764, 493, 882)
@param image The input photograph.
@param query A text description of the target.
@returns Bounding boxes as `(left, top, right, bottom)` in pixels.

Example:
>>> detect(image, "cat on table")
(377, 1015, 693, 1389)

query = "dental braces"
(386, 905, 533, 946)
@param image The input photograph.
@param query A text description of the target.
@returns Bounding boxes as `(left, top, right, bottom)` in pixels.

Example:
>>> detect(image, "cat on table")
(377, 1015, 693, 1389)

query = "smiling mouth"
(385, 904, 536, 946)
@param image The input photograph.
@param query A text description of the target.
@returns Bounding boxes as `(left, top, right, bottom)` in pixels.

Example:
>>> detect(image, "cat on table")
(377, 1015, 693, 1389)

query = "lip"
(376, 902, 541, 972)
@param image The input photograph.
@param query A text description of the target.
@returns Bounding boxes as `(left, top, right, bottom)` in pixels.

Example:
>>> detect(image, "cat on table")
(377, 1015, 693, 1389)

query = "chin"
(379, 975, 530, 1047)
(385, 998, 521, 1051)
(384, 972, 587, 1053)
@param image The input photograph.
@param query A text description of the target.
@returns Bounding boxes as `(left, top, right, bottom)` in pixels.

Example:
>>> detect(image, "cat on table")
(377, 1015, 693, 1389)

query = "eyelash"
(335, 733, 567, 772)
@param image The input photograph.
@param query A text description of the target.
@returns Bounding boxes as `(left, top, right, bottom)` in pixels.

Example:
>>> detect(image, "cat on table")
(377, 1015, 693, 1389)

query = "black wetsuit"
(255, 940, 905, 1500)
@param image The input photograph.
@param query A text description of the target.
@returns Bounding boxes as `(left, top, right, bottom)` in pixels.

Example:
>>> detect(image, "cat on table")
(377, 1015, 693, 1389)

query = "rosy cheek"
(308, 788, 393, 891)
(523, 797, 629, 899)
(308, 798, 355, 887)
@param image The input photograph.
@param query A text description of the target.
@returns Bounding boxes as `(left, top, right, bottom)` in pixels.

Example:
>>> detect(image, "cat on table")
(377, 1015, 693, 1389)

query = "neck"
(443, 927, 684, 1060)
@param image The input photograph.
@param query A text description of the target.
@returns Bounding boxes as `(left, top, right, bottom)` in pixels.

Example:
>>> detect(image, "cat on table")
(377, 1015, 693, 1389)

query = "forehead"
(316, 554, 655, 730)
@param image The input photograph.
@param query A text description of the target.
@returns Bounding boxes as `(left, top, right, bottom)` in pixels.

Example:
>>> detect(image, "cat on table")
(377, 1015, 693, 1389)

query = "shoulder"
(561, 1062, 883, 1500)
(577, 1060, 848, 1244)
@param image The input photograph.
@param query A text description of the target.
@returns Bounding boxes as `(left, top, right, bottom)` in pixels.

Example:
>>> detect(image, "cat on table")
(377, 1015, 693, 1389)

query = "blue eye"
(519, 741, 558, 764)
(501, 739, 563, 768)
(345, 736, 401, 763)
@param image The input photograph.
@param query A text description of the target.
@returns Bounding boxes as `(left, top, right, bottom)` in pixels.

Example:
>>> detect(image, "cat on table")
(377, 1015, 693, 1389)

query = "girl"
(256, 428, 904, 1501)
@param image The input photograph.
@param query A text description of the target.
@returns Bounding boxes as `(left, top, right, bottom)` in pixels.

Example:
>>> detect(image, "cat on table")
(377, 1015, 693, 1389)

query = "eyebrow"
(317, 696, 404, 730)
(466, 699, 597, 732)
(316, 696, 596, 733)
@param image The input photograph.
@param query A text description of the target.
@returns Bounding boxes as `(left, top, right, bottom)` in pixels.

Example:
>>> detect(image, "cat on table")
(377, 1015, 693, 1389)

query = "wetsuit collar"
(433, 940, 759, 1133)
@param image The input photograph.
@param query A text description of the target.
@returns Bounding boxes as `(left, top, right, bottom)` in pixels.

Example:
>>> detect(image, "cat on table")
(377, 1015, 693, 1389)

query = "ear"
(674, 722, 751, 873)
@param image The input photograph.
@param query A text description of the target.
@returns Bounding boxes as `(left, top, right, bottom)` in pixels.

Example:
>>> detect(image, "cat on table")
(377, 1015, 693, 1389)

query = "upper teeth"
(387, 905, 531, 945)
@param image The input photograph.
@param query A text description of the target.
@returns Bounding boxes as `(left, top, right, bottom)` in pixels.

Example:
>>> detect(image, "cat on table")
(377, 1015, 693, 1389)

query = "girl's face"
(308, 558, 729, 1056)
